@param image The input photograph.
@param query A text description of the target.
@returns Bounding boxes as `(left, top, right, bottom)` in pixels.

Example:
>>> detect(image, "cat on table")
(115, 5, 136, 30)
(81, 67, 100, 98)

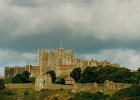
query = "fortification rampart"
(4, 80, 133, 94)
(35, 78, 133, 93)
(45, 84, 73, 90)
(4, 48, 121, 78)
(71, 80, 132, 93)
(5, 83, 34, 89)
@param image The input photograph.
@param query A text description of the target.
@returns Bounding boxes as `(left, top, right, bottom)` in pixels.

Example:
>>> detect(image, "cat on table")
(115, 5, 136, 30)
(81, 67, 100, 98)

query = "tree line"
(70, 65, 140, 84)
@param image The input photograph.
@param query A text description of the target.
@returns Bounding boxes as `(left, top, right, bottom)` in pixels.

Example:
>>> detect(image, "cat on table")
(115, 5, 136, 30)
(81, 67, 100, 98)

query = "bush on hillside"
(12, 71, 31, 83)
(70, 65, 140, 84)
(0, 79, 5, 90)
(70, 91, 110, 100)
(55, 76, 65, 84)
(110, 85, 140, 100)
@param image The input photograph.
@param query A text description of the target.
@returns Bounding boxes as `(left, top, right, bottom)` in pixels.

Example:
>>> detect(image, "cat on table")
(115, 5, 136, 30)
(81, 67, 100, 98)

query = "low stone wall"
(45, 84, 73, 90)
(71, 83, 103, 93)
(71, 80, 132, 93)
(5, 83, 34, 89)
(104, 80, 132, 91)
(35, 79, 133, 93)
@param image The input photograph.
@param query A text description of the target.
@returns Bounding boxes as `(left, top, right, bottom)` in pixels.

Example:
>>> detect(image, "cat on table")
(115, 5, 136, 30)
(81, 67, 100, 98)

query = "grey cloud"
(0, 49, 37, 67)
(0, 0, 140, 71)
(0, 29, 140, 54)
(4, 0, 38, 7)
(3, 0, 98, 7)
(85, 49, 140, 70)
(2, 0, 140, 39)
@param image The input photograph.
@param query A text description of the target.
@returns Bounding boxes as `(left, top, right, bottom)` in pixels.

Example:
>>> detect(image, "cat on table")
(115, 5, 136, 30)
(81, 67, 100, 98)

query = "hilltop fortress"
(5, 48, 120, 78)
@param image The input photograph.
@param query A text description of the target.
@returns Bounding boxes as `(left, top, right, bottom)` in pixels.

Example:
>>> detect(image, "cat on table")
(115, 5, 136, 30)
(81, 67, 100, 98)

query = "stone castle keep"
(5, 48, 135, 93)
(5, 48, 120, 78)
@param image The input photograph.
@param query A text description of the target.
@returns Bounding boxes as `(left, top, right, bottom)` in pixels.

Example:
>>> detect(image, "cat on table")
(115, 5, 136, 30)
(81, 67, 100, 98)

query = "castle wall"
(5, 67, 11, 78)
(5, 83, 34, 89)
(104, 80, 132, 91)
(30, 66, 40, 77)
(34, 78, 132, 93)
(55, 65, 77, 76)
(5, 81, 132, 93)
(4, 65, 51, 78)
(71, 80, 132, 93)
(4, 66, 24, 78)
(45, 84, 73, 90)
(5, 48, 121, 78)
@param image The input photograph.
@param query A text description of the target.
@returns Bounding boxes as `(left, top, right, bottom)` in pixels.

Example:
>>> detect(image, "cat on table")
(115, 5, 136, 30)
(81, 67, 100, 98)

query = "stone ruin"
(71, 80, 132, 93)
(34, 76, 133, 93)
(35, 74, 52, 91)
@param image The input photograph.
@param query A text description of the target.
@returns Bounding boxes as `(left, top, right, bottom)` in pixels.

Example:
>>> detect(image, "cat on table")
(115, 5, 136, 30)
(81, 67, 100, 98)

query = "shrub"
(110, 85, 140, 100)
(24, 90, 29, 95)
(3, 77, 13, 84)
(55, 76, 65, 84)
(0, 79, 5, 90)
(12, 71, 31, 83)
(71, 91, 110, 100)
(0, 89, 16, 95)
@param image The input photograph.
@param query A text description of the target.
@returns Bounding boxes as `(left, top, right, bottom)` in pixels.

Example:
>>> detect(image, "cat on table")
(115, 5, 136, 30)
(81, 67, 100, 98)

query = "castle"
(5, 48, 120, 78)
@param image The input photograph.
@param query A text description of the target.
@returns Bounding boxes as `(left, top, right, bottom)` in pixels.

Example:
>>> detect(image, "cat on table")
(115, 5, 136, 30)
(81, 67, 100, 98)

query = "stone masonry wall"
(71, 80, 132, 93)
(45, 84, 73, 90)
(5, 83, 34, 89)
(5, 80, 133, 93)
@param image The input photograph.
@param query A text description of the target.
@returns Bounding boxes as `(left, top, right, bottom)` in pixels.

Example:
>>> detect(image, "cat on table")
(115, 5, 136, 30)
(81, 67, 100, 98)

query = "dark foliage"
(110, 85, 140, 100)
(55, 77, 65, 84)
(79, 67, 98, 83)
(0, 88, 16, 96)
(0, 79, 5, 90)
(12, 71, 31, 83)
(70, 67, 81, 82)
(71, 91, 110, 100)
(46, 70, 56, 83)
(70, 65, 140, 84)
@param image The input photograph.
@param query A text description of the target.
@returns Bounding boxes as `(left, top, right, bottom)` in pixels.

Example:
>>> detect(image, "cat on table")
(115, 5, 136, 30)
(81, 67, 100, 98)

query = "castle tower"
(5, 67, 10, 78)
(38, 49, 44, 66)
(38, 48, 75, 66)
(38, 49, 50, 66)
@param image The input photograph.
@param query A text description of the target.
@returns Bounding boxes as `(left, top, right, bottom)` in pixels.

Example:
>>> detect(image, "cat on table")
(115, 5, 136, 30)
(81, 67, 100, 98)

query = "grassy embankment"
(0, 85, 140, 100)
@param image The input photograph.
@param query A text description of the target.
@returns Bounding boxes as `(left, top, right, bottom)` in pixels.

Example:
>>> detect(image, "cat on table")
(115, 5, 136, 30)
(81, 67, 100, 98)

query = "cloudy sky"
(0, 0, 140, 75)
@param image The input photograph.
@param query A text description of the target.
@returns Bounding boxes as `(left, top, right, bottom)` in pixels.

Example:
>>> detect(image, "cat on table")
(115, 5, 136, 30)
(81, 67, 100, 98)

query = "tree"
(12, 74, 23, 83)
(55, 77, 65, 84)
(79, 67, 98, 83)
(133, 68, 140, 84)
(95, 66, 135, 83)
(0, 79, 5, 90)
(22, 71, 30, 78)
(70, 67, 81, 82)
(46, 70, 56, 83)
(137, 68, 140, 72)
(12, 71, 31, 83)
(95, 66, 119, 83)
(74, 65, 137, 84)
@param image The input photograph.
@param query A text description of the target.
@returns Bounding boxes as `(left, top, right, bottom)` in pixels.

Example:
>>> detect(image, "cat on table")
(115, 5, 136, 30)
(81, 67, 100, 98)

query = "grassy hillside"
(0, 85, 140, 100)
(110, 85, 140, 100)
